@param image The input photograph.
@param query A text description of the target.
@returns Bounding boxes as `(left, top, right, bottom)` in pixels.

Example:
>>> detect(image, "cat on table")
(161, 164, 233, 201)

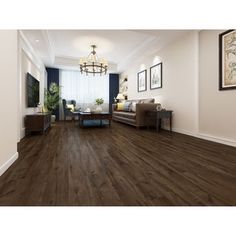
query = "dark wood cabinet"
(25, 113, 51, 135)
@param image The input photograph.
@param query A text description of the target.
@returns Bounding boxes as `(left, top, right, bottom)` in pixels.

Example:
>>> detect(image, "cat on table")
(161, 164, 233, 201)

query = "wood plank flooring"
(0, 121, 236, 206)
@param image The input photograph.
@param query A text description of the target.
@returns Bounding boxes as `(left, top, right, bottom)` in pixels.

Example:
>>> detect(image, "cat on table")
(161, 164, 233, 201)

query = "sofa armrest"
(112, 104, 117, 115)
(136, 103, 159, 126)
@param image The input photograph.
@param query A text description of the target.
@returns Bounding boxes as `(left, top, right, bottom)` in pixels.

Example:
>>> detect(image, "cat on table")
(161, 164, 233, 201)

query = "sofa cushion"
(117, 102, 125, 110)
(123, 101, 132, 111)
(130, 101, 138, 112)
(113, 111, 136, 119)
(66, 104, 75, 111)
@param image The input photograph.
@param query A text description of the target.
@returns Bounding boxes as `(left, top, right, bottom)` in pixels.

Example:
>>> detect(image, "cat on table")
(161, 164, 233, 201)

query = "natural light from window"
(60, 69, 109, 111)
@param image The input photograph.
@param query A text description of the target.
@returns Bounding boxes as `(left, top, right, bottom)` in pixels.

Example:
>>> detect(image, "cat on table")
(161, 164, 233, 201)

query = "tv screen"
(27, 72, 39, 107)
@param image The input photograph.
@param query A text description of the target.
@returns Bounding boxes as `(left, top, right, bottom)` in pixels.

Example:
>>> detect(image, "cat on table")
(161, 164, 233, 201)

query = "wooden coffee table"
(78, 112, 112, 128)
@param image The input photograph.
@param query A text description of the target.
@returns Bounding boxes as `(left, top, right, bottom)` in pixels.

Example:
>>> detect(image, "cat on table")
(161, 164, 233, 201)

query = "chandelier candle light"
(79, 45, 108, 76)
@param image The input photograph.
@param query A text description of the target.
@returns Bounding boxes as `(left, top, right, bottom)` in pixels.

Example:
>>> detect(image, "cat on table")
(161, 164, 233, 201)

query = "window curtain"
(109, 73, 119, 113)
(59, 70, 109, 119)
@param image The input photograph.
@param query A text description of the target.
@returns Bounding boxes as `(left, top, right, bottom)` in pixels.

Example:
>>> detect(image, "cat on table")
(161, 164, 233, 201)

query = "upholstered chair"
(62, 99, 77, 121)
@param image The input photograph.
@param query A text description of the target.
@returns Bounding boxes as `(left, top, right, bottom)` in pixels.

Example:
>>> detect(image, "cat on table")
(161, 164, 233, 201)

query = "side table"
(146, 110, 173, 132)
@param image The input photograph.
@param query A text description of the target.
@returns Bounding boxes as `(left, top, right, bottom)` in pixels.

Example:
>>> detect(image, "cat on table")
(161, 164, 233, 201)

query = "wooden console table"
(25, 112, 51, 135)
(146, 110, 173, 132)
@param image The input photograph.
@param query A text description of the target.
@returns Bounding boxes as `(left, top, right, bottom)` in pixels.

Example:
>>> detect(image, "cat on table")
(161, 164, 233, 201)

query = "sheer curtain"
(59, 70, 109, 118)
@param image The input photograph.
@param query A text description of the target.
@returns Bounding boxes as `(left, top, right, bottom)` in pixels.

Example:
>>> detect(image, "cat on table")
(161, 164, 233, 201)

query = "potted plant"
(44, 83, 61, 122)
(95, 98, 104, 113)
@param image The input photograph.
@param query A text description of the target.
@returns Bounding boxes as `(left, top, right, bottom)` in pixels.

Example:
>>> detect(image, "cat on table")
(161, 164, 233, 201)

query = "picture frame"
(150, 62, 162, 90)
(219, 29, 236, 90)
(137, 70, 147, 92)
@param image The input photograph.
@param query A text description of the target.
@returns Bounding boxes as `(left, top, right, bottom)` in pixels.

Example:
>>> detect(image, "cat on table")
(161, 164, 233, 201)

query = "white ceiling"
(21, 30, 189, 72)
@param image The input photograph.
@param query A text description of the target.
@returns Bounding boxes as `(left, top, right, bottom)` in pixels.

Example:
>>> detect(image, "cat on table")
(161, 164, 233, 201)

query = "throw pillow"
(117, 102, 125, 111)
(66, 104, 75, 112)
(131, 101, 137, 112)
(123, 101, 132, 111)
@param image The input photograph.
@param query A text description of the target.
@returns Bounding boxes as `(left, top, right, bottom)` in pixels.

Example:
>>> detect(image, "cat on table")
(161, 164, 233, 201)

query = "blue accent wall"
(109, 73, 119, 113)
(46, 67, 60, 120)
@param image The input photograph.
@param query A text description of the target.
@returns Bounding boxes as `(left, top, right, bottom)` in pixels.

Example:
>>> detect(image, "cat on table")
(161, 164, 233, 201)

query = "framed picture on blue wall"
(150, 62, 162, 90)
(137, 70, 147, 92)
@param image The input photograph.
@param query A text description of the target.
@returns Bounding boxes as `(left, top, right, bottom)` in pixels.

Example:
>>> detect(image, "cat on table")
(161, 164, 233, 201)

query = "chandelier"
(79, 45, 108, 76)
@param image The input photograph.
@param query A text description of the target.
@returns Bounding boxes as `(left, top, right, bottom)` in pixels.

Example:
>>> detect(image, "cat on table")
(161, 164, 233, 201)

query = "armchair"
(62, 99, 77, 121)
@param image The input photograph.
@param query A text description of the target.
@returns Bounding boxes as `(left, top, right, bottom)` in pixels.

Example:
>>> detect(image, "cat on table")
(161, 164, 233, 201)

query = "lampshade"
(116, 93, 125, 100)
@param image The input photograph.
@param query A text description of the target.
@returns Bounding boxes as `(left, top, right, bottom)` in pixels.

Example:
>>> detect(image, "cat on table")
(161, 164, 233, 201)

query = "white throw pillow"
(66, 104, 74, 112)
(131, 101, 137, 112)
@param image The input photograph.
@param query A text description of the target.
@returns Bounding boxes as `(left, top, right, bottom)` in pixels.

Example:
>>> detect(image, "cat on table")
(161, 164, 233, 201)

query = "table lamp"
(116, 93, 125, 102)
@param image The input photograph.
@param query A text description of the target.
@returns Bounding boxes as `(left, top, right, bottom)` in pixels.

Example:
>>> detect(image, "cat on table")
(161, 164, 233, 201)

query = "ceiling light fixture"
(79, 45, 108, 76)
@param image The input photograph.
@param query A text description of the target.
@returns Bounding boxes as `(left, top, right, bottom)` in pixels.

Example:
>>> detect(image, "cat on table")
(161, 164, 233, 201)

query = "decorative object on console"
(95, 98, 104, 113)
(137, 70, 147, 92)
(37, 103, 42, 113)
(150, 62, 162, 90)
(44, 83, 61, 122)
(42, 105, 48, 113)
(79, 45, 108, 76)
(219, 30, 236, 90)
(84, 108, 91, 113)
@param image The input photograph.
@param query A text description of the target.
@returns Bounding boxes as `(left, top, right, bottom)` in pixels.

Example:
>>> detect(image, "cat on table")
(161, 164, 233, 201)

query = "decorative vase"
(51, 115, 56, 123)
(95, 105, 102, 113)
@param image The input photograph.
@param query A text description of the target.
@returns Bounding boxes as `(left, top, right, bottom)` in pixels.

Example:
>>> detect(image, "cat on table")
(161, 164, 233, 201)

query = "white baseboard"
(171, 127, 236, 147)
(0, 152, 19, 176)
(197, 132, 236, 147)
(171, 127, 196, 137)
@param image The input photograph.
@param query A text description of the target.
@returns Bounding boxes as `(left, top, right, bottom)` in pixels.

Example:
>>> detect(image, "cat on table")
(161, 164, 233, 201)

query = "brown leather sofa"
(112, 98, 159, 128)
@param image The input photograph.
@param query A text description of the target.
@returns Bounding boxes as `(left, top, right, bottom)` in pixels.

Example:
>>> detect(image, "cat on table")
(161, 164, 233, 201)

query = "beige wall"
(121, 30, 236, 146)
(199, 30, 236, 144)
(122, 31, 199, 134)
(18, 33, 47, 140)
(0, 30, 18, 175)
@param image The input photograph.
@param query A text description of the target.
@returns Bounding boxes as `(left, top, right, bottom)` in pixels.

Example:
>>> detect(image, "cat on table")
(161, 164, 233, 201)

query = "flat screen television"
(26, 72, 40, 107)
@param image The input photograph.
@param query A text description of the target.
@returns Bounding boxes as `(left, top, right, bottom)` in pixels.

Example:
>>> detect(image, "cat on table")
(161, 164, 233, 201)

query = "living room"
(0, 1, 236, 234)
(6, 29, 235, 144)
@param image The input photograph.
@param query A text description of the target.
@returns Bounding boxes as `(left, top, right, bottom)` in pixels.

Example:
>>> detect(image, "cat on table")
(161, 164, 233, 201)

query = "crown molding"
(117, 31, 193, 73)
(18, 30, 45, 71)
(117, 35, 158, 72)
(41, 30, 55, 64)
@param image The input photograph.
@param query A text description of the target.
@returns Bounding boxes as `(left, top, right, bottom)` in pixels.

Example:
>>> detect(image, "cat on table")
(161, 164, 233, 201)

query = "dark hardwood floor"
(0, 121, 236, 206)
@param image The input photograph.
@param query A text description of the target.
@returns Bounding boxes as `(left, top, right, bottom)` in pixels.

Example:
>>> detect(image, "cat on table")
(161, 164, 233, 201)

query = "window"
(60, 69, 109, 112)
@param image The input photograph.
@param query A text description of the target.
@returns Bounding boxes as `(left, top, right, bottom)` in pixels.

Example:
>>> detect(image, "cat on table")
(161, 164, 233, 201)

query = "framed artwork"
(137, 70, 147, 92)
(219, 29, 236, 90)
(150, 62, 162, 90)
